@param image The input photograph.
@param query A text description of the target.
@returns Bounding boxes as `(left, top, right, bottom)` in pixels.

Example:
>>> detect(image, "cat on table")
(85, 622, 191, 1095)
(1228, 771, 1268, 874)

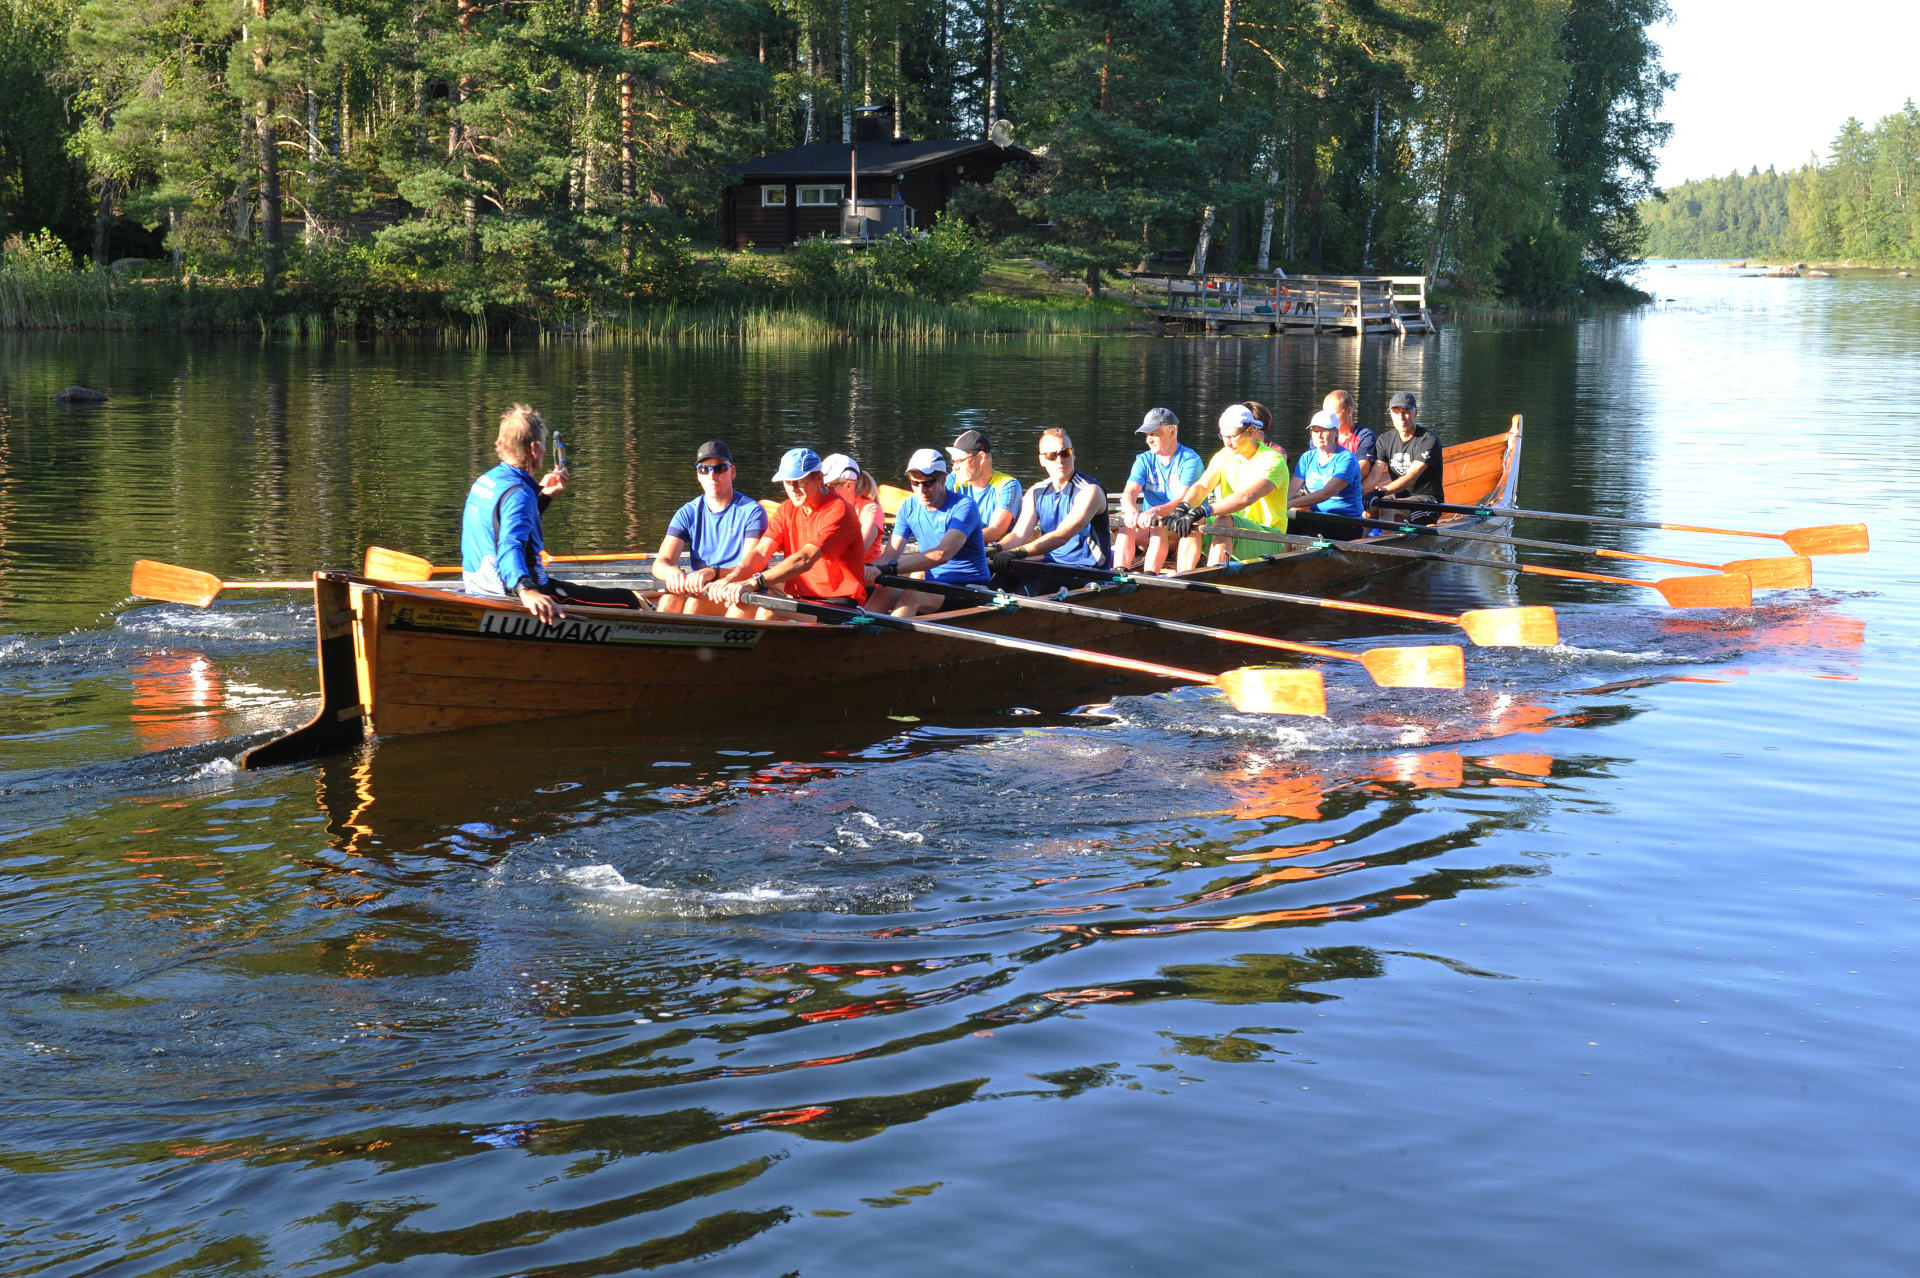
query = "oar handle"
(1213, 522, 1654, 588)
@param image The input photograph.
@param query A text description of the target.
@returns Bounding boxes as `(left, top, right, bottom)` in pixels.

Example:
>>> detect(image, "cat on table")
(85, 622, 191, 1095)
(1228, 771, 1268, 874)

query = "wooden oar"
(879, 574, 1464, 689)
(362, 546, 652, 580)
(1314, 513, 1811, 590)
(1371, 494, 1869, 556)
(131, 560, 312, 607)
(992, 559, 1558, 648)
(1210, 525, 1754, 608)
(746, 589, 1327, 716)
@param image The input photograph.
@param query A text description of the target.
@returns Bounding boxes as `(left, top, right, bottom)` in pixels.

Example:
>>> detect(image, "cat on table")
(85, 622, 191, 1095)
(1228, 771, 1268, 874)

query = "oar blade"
(1214, 667, 1327, 716)
(1724, 556, 1812, 590)
(1458, 606, 1559, 648)
(1357, 644, 1466, 689)
(1783, 523, 1869, 556)
(1655, 572, 1752, 608)
(130, 559, 223, 607)
(364, 546, 435, 581)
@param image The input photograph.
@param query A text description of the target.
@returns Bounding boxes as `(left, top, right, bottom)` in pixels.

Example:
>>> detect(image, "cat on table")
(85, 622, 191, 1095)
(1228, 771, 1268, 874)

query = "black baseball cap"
(947, 428, 992, 460)
(1388, 391, 1417, 411)
(695, 440, 733, 464)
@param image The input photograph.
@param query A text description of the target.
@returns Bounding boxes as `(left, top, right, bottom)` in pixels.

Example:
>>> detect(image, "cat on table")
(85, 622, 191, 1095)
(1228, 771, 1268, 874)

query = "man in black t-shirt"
(1373, 390, 1445, 524)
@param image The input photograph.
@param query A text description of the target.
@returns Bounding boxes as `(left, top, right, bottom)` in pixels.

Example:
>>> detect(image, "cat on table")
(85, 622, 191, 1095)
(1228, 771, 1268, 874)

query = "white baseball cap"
(905, 447, 949, 476)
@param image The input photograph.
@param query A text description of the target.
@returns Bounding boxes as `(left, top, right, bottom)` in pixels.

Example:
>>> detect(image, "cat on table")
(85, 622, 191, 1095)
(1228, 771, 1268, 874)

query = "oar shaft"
(744, 589, 1221, 683)
(997, 557, 1465, 627)
(1328, 513, 1721, 580)
(1375, 495, 1783, 541)
(1216, 523, 1657, 589)
(878, 575, 1356, 664)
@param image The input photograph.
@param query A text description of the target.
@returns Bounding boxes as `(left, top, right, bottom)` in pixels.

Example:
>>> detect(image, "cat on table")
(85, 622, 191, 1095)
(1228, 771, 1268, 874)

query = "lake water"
(3, 262, 1916, 1274)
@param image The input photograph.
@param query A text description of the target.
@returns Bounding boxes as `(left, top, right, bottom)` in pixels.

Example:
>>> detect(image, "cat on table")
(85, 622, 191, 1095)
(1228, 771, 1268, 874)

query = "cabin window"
(761, 185, 787, 207)
(796, 184, 846, 207)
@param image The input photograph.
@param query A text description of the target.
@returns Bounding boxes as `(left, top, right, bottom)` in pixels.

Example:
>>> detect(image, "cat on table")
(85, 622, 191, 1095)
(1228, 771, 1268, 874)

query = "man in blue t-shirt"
(1116, 407, 1206, 573)
(650, 440, 769, 615)
(866, 448, 991, 617)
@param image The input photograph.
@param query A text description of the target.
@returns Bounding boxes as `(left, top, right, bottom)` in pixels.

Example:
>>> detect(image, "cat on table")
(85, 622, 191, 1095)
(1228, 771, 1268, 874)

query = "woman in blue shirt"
(1289, 410, 1366, 523)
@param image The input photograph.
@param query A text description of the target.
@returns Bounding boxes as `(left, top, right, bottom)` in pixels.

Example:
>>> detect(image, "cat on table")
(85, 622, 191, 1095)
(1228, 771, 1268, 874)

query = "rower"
(821, 453, 887, 566)
(1115, 407, 1205, 575)
(866, 448, 991, 617)
(945, 428, 1022, 546)
(1374, 391, 1445, 523)
(708, 447, 869, 620)
(650, 440, 768, 616)
(1288, 409, 1367, 537)
(1324, 388, 1383, 491)
(1160, 404, 1294, 566)
(460, 403, 641, 623)
(990, 428, 1111, 592)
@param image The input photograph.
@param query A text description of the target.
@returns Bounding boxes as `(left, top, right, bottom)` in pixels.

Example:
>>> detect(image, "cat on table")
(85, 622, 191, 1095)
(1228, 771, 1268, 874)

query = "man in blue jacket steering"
(461, 403, 641, 623)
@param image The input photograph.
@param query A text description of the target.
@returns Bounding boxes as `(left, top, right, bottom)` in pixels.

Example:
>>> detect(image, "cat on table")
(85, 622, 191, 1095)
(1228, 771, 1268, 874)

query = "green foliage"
(1640, 102, 1920, 263)
(868, 215, 987, 302)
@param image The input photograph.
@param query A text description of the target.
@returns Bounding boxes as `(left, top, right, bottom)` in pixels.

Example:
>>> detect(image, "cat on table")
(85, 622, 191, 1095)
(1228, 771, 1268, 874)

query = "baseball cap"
(1308, 409, 1340, 432)
(906, 447, 949, 476)
(695, 440, 733, 464)
(1217, 404, 1259, 433)
(1137, 407, 1179, 434)
(1388, 391, 1417, 411)
(771, 447, 823, 482)
(819, 453, 861, 484)
(946, 428, 992, 460)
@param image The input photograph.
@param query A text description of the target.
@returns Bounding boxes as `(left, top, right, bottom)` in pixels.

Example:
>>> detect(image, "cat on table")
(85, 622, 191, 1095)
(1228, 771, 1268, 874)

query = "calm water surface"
(2, 263, 1917, 1274)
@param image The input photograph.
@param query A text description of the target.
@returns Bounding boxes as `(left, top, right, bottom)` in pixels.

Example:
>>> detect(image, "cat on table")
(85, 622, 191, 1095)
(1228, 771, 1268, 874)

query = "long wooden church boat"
(242, 417, 1532, 768)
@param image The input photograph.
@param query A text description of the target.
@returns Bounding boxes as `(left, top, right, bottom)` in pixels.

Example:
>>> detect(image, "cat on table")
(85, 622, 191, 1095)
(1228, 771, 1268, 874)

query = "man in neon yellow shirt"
(1162, 404, 1298, 565)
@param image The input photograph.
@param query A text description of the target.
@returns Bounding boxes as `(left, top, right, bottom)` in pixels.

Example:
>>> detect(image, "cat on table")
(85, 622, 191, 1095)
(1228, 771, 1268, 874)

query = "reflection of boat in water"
(250, 421, 1528, 767)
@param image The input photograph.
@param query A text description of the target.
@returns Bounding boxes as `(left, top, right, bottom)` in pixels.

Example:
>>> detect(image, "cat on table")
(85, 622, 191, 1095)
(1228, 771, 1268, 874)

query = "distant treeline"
(1640, 102, 1920, 263)
(0, 0, 1675, 329)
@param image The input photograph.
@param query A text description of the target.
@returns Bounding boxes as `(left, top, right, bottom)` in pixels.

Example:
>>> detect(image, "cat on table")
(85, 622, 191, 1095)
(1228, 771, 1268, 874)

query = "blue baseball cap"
(771, 447, 822, 482)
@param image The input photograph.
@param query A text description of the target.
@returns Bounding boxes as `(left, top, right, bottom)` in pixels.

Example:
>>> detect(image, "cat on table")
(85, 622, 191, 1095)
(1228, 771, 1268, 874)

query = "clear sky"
(1653, 0, 1918, 187)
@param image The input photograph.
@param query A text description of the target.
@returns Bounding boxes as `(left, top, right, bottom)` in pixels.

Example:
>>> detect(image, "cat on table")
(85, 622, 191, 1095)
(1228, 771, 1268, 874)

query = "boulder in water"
(54, 386, 108, 403)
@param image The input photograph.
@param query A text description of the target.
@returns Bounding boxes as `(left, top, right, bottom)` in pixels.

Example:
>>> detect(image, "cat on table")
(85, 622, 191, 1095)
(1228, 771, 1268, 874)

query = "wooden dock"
(1128, 273, 1436, 336)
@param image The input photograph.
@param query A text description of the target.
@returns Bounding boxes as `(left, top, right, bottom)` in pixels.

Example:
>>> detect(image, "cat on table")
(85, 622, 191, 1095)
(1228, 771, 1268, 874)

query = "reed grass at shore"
(0, 264, 1137, 342)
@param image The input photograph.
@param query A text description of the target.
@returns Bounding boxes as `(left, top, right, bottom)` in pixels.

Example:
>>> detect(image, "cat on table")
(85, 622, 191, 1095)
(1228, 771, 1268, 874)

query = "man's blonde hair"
(1323, 388, 1353, 415)
(1039, 427, 1073, 451)
(495, 404, 547, 467)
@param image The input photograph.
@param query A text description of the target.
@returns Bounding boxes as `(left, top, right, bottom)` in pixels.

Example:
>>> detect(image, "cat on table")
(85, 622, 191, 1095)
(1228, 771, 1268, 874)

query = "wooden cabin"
(724, 116, 1026, 250)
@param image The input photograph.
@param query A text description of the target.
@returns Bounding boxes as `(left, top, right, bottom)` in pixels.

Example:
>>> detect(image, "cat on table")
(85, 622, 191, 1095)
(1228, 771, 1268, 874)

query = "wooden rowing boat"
(242, 418, 1527, 768)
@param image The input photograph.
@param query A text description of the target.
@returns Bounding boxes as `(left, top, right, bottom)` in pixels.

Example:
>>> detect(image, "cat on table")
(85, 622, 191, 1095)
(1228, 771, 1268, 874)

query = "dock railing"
(1128, 272, 1434, 335)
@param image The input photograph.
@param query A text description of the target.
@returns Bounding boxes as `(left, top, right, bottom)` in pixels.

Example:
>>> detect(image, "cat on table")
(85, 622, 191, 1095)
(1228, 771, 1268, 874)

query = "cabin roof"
(729, 139, 1025, 182)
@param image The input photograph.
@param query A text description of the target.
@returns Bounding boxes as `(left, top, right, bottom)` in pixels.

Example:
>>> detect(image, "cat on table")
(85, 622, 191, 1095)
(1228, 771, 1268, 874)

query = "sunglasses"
(696, 462, 731, 474)
(907, 474, 944, 488)
(1040, 448, 1072, 461)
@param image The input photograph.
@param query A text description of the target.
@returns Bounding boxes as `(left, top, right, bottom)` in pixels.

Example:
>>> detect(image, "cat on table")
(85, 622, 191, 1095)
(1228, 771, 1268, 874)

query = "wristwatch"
(750, 572, 766, 591)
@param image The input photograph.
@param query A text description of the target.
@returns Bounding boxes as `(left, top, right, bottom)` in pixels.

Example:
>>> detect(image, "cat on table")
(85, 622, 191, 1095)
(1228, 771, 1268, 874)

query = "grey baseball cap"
(1137, 407, 1179, 434)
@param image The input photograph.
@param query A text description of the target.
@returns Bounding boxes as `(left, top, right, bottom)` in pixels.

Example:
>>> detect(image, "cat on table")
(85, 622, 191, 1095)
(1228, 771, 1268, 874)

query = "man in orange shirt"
(708, 447, 869, 619)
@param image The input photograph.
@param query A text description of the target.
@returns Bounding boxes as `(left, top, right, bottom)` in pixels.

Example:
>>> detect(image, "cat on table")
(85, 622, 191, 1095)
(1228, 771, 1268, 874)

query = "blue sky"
(1653, 0, 1918, 186)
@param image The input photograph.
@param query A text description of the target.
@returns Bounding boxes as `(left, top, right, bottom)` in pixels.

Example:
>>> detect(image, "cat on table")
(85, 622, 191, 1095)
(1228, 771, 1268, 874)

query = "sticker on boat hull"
(386, 601, 762, 649)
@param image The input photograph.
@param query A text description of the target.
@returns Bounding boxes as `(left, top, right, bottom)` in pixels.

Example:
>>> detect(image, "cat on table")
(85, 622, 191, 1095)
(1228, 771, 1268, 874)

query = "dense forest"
(1639, 103, 1920, 263)
(0, 0, 1675, 327)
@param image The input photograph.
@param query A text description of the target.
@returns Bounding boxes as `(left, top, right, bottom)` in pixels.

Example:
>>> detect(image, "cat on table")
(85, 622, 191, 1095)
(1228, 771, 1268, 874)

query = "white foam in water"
(559, 863, 824, 916)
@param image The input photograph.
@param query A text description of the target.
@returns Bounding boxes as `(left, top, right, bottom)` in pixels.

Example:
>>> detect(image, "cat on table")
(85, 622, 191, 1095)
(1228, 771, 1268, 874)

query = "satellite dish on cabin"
(989, 119, 1015, 148)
